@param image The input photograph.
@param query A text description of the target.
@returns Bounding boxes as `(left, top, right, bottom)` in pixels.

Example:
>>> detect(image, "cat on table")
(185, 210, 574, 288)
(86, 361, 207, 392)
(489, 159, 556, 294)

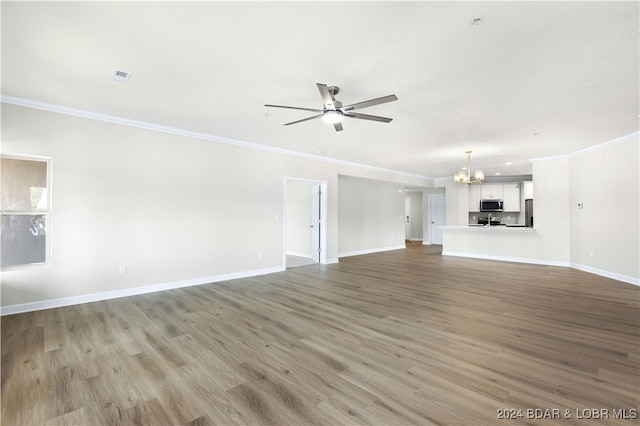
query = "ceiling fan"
(265, 83, 398, 132)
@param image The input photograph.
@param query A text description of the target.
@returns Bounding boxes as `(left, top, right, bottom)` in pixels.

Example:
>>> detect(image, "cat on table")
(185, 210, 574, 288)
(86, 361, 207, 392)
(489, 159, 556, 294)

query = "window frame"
(1, 153, 52, 270)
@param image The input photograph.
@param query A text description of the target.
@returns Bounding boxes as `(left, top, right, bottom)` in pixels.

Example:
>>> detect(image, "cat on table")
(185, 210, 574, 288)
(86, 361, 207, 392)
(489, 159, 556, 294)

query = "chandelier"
(454, 150, 485, 184)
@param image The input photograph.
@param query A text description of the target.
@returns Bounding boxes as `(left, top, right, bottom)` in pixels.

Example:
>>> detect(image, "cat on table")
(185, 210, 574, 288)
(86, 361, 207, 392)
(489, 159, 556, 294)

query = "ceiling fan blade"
(265, 104, 324, 113)
(333, 122, 343, 132)
(341, 94, 398, 112)
(343, 112, 393, 123)
(283, 114, 324, 126)
(316, 83, 336, 110)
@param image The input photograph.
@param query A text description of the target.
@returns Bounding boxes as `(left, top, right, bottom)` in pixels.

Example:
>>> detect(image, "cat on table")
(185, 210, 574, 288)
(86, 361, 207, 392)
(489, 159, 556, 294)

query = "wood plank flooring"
(2, 243, 639, 425)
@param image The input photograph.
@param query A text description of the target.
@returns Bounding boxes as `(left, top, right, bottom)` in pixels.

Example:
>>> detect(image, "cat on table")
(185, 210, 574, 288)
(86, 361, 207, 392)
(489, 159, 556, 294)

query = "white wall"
(437, 178, 469, 226)
(1, 104, 433, 312)
(338, 176, 406, 256)
(2, 106, 285, 308)
(530, 156, 572, 263)
(569, 136, 639, 280)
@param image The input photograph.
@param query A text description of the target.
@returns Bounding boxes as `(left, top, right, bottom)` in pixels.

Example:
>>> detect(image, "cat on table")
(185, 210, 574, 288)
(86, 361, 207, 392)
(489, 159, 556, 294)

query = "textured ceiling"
(2, 1, 638, 179)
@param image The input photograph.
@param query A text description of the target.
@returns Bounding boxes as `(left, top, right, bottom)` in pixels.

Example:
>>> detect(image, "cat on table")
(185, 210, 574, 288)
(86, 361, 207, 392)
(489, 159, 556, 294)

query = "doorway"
(404, 197, 411, 241)
(429, 194, 446, 245)
(284, 178, 328, 268)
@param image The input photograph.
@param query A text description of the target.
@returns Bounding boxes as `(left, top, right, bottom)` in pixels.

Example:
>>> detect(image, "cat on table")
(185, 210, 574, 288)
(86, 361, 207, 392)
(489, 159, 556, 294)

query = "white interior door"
(429, 194, 446, 245)
(404, 197, 411, 240)
(311, 184, 321, 263)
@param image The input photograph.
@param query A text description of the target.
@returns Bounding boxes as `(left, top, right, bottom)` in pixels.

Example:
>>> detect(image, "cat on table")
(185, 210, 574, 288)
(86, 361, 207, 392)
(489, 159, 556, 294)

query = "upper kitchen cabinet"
(502, 183, 521, 212)
(481, 184, 503, 199)
(523, 181, 534, 199)
(468, 182, 522, 212)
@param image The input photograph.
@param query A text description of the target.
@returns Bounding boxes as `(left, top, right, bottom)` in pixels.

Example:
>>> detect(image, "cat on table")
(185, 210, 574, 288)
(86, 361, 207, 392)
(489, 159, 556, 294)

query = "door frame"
(404, 196, 411, 241)
(284, 177, 328, 265)
(429, 193, 446, 245)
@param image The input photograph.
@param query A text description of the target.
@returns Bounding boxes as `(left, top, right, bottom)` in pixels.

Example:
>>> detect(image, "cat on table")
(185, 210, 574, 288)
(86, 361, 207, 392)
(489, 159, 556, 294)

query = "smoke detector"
(111, 69, 132, 83)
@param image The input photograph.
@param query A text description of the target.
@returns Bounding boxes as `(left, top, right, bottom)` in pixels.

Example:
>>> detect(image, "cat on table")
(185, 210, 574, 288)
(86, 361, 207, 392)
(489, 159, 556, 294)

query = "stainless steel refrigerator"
(525, 199, 534, 227)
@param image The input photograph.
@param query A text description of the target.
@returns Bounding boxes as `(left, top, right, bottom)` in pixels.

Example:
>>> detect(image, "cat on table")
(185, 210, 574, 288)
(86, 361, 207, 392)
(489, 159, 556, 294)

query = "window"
(1, 155, 51, 268)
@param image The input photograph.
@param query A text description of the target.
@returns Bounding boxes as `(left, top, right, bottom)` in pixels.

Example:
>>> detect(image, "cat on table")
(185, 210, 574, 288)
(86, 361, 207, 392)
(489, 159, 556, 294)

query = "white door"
(311, 184, 321, 263)
(429, 194, 446, 245)
(404, 197, 411, 241)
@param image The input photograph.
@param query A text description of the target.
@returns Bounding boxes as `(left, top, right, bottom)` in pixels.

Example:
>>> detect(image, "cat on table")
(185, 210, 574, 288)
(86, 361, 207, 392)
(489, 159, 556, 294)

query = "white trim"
(442, 251, 639, 286)
(432, 131, 640, 180)
(442, 250, 570, 267)
(339, 245, 406, 258)
(0, 266, 284, 316)
(286, 251, 313, 259)
(3, 255, 634, 316)
(1, 95, 432, 181)
(529, 131, 639, 163)
(570, 263, 639, 287)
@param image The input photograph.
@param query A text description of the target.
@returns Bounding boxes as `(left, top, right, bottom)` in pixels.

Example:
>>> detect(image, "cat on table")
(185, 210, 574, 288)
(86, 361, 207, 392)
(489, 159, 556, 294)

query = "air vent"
(111, 69, 132, 83)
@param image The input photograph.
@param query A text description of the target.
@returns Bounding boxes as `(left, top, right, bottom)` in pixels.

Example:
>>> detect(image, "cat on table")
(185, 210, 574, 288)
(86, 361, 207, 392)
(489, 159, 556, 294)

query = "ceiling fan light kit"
(454, 150, 485, 184)
(322, 110, 344, 124)
(265, 83, 397, 132)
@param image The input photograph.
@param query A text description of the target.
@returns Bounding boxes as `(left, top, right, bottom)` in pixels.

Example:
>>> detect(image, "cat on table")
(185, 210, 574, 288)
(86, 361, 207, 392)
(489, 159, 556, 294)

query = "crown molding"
(529, 131, 639, 163)
(1, 95, 433, 182)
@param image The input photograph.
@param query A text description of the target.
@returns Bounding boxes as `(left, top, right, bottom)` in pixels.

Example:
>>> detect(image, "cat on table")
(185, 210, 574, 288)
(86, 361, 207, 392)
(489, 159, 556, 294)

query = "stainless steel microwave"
(480, 199, 504, 212)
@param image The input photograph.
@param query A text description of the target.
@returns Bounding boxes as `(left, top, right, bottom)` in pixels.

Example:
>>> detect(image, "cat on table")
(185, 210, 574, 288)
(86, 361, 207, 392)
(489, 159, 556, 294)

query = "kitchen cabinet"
(468, 185, 481, 212)
(481, 184, 503, 200)
(468, 182, 521, 213)
(523, 181, 533, 199)
(502, 183, 521, 212)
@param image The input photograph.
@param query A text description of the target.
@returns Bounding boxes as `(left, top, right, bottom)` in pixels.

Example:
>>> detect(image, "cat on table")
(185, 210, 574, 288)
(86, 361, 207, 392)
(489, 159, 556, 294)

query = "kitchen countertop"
(444, 225, 535, 232)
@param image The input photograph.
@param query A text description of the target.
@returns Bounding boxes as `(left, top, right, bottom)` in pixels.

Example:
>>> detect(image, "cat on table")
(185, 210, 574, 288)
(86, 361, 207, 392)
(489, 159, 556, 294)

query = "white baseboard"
(4, 254, 635, 316)
(339, 245, 406, 258)
(286, 251, 312, 258)
(0, 266, 285, 316)
(442, 251, 639, 286)
(570, 263, 639, 286)
(442, 250, 570, 267)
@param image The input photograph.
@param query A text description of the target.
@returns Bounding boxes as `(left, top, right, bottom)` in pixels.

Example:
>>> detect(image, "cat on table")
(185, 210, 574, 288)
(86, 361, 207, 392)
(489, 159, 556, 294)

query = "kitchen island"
(441, 225, 566, 266)
(446, 225, 534, 232)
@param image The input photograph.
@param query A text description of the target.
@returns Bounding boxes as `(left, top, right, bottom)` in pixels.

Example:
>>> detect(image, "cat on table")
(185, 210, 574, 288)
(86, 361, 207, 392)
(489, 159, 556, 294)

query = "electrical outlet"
(118, 265, 126, 275)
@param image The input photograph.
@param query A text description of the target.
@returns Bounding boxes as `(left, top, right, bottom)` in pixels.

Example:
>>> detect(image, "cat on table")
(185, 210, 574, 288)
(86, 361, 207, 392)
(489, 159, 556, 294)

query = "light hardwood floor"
(2, 243, 639, 425)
